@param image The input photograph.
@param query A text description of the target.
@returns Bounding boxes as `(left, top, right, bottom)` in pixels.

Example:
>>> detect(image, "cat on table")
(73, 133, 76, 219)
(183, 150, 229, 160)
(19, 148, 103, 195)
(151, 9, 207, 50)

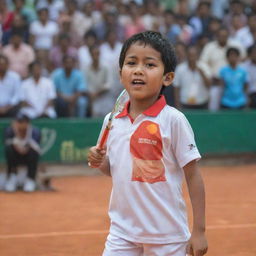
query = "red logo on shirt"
(130, 121, 166, 183)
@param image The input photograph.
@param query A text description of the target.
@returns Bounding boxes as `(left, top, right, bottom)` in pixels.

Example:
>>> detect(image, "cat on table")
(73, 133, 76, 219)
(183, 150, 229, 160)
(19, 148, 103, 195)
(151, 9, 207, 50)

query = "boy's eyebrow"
(126, 55, 159, 61)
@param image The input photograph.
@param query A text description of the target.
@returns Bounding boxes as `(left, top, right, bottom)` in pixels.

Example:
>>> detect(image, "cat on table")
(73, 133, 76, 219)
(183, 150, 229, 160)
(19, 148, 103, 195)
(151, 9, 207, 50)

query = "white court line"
(0, 223, 255, 239)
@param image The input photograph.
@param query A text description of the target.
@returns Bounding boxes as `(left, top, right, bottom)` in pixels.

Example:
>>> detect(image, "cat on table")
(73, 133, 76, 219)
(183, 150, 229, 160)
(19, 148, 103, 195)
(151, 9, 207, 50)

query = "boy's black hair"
(226, 47, 240, 57)
(119, 31, 177, 74)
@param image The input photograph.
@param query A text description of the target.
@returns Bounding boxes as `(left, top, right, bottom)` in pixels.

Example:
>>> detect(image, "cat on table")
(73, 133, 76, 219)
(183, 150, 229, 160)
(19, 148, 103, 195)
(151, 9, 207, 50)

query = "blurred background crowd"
(1, 0, 256, 119)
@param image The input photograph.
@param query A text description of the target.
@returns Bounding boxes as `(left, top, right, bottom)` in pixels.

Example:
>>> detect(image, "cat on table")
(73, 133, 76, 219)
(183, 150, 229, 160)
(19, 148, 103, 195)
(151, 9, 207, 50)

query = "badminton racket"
(98, 89, 129, 150)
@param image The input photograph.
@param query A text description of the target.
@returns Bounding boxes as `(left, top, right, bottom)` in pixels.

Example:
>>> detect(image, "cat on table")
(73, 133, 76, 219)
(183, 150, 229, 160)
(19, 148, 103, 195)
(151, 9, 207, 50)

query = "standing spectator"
(84, 45, 110, 117)
(52, 55, 88, 117)
(189, 1, 212, 42)
(223, 0, 247, 32)
(4, 113, 41, 192)
(2, 30, 35, 79)
(100, 29, 123, 100)
(234, 13, 256, 49)
(49, 33, 77, 70)
(78, 30, 97, 70)
(200, 27, 245, 111)
(241, 44, 256, 108)
(220, 47, 248, 109)
(19, 61, 56, 119)
(29, 7, 59, 68)
(174, 46, 211, 109)
(0, 54, 21, 118)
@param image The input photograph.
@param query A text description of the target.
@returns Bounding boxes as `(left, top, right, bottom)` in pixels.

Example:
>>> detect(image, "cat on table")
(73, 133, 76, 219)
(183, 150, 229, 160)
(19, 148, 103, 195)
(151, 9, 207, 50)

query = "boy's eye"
(126, 61, 135, 65)
(146, 63, 156, 68)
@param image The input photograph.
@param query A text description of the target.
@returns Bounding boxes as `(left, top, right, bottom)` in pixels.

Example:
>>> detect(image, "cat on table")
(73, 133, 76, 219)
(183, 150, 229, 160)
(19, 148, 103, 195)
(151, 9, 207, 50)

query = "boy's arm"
(88, 146, 111, 176)
(184, 160, 208, 256)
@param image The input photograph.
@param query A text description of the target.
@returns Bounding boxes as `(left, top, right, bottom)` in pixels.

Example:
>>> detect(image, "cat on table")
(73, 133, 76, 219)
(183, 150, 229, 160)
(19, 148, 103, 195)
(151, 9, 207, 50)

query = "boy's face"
(228, 52, 239, 66)
(120, 42, 173, 102)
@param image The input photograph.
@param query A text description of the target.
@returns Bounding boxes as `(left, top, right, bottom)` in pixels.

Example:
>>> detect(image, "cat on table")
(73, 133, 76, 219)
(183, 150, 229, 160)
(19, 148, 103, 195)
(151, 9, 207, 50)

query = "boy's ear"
(162, 72, 175, 87)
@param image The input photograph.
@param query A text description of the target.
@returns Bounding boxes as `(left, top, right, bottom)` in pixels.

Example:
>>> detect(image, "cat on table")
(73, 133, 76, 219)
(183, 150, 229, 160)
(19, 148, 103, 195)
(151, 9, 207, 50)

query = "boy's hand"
(186, 231, 208, 256)
(87, 145, 106, 168)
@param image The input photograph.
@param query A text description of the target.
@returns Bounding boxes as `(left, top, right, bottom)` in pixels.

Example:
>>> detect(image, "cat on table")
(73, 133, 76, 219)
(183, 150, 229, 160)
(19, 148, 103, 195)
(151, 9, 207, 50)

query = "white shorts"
(102, 233, 188, 256)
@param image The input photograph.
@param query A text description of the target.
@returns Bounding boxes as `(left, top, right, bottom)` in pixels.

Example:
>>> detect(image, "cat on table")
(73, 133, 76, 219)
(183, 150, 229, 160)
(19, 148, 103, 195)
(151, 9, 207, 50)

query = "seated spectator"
(4, 113, 41, 192)
(174, 46, 211, 109)
(0, 0, 14, 32)
(13, 0, 37, 24)
(242, 44, 256, 108)
(175, 15, 193, 45)
(19, 60, 57, 119)
(83, 45, 111, 117)
(36, 0, 64, 21)
(78, 30, 98, 70)
(2, 30, 35, 79)
(2, 14, 29, 46)
(29, 7, 59, 69)
(93, 10, 125, 42)
(49, 33, 77, 71)
(123, 1, 145, 40)
(220, 47, 248, 109)
(162, 10, 180, 44)
(0, 54, 21, 118)
(52, 55, 88, 117)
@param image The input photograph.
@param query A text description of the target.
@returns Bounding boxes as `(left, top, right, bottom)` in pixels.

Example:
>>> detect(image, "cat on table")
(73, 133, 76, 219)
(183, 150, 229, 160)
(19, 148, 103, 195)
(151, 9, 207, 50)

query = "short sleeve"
(171, 113, 201, 168)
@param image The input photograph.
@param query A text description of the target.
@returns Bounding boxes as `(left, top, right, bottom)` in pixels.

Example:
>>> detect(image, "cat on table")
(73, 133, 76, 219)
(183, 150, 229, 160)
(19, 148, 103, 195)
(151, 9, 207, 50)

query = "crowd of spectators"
(0, 0, 256, 119)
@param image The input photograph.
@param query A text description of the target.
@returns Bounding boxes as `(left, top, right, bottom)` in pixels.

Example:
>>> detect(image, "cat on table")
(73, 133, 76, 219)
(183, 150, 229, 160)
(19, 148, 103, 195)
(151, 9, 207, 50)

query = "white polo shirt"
(100, 96, 201, 244)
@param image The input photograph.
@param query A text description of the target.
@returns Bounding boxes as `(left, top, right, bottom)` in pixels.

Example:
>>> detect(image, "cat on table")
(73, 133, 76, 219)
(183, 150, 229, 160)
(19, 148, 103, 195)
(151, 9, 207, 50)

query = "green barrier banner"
(0, 111, 256, 163)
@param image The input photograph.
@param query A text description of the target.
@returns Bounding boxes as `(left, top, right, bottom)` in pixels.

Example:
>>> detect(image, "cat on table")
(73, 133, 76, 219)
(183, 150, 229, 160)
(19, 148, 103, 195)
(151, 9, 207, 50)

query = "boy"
(220, 47, 248, 109)
(88, 31, 207, 256)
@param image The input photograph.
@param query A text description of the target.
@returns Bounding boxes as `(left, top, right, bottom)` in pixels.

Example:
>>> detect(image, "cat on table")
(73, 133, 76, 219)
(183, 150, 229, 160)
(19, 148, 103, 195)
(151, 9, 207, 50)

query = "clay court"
(0, 164, 256, 256)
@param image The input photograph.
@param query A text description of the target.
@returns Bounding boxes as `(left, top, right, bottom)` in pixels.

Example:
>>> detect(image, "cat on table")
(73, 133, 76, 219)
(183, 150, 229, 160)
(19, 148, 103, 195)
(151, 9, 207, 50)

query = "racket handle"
(99, 128, 110, 149)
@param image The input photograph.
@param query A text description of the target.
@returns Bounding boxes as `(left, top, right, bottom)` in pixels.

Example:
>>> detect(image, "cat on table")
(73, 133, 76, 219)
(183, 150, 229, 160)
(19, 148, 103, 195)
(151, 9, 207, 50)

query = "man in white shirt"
(174, 46, 211, 109)
(20, 61, 56, 119)
(0, 54, 21, 118)
(234, 13, 256, 49)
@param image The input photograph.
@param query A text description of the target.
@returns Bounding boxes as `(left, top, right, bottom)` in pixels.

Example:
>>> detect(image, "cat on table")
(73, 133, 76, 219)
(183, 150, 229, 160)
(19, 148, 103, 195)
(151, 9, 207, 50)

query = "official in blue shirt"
(220, 47, 248, 109)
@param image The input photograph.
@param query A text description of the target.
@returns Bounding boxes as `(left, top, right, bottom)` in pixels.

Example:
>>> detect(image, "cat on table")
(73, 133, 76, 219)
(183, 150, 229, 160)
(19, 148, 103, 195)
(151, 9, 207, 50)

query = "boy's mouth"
(131, 79, 145, 85)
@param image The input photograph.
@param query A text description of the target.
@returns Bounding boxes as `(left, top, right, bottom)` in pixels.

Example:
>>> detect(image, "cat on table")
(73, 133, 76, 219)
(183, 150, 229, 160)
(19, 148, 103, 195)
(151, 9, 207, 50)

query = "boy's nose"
(133, 65, 144, 75)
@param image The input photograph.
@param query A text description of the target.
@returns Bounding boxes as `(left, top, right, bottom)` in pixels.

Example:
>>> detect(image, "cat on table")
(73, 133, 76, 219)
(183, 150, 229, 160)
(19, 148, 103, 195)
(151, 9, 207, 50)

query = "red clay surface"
(0, 164, 256, 256)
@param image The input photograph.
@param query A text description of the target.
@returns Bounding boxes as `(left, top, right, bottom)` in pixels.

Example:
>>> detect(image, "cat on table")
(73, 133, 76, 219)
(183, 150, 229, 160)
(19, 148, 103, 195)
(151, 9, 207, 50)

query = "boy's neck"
(129, 96, 159, 119)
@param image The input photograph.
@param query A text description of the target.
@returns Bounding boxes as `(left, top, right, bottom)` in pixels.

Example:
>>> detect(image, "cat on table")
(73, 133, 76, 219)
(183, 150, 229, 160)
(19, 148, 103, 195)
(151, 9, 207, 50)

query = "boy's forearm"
(184, 161, 206, 233)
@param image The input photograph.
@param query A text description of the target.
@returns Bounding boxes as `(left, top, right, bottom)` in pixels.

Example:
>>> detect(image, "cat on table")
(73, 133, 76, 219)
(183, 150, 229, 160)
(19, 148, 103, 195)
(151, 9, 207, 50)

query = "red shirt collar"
(115, 95, 166, 119)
